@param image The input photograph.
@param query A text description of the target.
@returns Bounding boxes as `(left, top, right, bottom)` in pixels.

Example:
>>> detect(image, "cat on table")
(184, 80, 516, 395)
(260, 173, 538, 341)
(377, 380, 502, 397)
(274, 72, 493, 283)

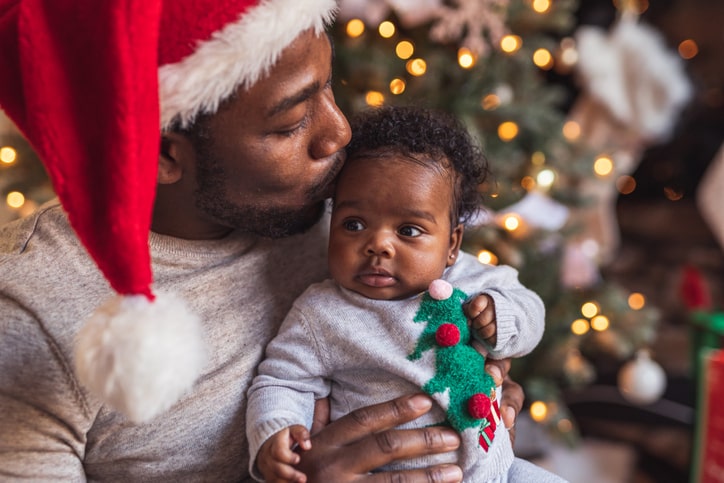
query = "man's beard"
(193, 151, 340, 239)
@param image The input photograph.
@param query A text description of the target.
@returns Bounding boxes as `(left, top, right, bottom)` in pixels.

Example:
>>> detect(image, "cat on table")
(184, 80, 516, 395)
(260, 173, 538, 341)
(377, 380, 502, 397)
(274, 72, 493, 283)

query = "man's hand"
(483, 358, 524, 445)
(464, 294, 525, 445)
(297, 394, 463, 482)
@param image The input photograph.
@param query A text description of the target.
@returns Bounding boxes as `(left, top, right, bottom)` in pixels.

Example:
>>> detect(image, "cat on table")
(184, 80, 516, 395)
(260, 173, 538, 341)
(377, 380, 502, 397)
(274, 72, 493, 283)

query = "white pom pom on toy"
(74, 292, 206, 423)
(429, 279, 453, 300)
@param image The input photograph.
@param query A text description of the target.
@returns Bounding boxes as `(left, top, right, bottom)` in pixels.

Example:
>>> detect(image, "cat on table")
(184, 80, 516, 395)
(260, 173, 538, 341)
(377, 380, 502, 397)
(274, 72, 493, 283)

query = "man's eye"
(343, 220, 364, 232)
(399, 226, 422, 237)
(275, 116, 309, 137)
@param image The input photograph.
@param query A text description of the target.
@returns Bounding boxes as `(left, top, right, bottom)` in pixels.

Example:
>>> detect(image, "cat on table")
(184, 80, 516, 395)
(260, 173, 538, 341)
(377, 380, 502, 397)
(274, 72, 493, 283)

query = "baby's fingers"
(473, 317, 496, 342)
(269, 435, 301, 465)
(463, 294, 491, 320)
(290, 424, 312, 451)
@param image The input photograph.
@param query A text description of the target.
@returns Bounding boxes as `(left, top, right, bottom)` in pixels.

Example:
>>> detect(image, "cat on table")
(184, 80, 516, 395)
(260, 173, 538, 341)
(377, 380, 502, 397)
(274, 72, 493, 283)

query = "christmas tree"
(0, 117, 53, 224)
(332, 0, 689, 444)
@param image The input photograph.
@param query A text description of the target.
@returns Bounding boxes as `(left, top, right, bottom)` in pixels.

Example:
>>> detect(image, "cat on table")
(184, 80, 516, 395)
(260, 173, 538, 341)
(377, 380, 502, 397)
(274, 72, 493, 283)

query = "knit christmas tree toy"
(408, 279, 500, 451)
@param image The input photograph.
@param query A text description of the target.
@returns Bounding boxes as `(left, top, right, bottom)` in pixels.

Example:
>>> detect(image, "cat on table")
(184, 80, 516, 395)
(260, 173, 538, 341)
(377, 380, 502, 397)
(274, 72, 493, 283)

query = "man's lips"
(356, 269, 397, 288)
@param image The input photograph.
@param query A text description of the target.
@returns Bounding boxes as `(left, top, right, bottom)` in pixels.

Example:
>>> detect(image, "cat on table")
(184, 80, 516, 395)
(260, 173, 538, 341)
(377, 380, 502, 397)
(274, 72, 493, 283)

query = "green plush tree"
(408, 279, 500, 450)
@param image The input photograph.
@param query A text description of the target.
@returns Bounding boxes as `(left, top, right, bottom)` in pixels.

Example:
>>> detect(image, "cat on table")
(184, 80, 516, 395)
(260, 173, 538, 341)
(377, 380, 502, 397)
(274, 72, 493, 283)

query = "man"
(0, 1, 523, 481)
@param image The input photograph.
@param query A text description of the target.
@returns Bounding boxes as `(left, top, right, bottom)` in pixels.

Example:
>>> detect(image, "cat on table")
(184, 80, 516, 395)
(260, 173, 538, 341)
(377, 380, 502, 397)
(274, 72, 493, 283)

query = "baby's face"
(328, 154, 462, 300)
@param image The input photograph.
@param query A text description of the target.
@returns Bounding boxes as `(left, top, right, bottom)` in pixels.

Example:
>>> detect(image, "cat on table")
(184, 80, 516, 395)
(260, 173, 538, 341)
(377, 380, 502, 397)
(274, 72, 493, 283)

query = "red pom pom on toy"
(468, 393, 492, 419)
(435, 323, 461, 347)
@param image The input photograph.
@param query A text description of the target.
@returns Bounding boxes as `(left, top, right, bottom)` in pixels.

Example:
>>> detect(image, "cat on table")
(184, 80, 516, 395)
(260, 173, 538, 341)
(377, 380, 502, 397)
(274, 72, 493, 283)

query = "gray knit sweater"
(0, 200, 329, 482)
(246, 252, 546, 482)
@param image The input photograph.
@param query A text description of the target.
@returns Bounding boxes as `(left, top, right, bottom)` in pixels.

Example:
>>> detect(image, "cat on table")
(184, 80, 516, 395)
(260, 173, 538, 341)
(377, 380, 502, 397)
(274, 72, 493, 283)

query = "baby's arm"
(257, 425, 311, 483)
(453, 253, 545, 358)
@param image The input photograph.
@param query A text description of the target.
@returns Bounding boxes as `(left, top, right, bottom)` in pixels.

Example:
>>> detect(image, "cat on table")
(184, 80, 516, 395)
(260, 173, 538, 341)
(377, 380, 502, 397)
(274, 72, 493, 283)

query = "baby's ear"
(447, 224, 464, 266)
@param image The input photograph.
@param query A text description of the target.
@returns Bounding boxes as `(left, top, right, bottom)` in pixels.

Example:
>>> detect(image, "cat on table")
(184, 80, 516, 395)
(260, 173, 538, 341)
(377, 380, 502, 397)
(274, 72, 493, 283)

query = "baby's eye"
(398, 225, 422, 237)
(343, 220, 365, 232)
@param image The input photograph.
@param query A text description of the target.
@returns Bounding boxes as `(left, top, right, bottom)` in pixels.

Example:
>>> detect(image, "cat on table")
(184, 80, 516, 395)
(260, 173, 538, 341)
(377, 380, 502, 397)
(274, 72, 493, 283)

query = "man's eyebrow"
(266, 81, 320, 118)
(267, 44, 335, 117)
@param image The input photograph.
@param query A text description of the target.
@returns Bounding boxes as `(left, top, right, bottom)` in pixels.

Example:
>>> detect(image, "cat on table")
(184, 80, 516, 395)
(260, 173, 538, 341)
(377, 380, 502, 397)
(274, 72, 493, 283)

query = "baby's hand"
(257, 425, 311, 483)
(464, 294, 497, 347)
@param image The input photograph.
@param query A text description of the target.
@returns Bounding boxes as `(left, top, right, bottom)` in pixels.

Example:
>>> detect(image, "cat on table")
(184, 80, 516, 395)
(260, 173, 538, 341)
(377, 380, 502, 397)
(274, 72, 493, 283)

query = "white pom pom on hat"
(74, 294, 207, 423)
(0, 0, 337, 423)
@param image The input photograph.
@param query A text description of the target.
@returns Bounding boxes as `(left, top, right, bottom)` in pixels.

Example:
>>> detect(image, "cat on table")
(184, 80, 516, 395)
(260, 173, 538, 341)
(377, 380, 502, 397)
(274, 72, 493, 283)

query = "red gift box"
(693, 348, 724, 482)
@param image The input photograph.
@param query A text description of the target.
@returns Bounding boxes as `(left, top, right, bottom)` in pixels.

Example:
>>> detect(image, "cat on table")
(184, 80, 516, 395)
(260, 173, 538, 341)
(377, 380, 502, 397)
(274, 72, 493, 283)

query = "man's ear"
(447, 223, 464, 267)
(158, 132, 192, 184)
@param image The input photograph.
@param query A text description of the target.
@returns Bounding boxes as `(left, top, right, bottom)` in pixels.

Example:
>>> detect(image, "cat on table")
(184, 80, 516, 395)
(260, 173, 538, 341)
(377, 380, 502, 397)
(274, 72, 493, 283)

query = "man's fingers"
(366, 464, 463, 483)
(484, 358, 511, 386)
(504, 405, 517, 447)
(499, 375, 524, 445)
(298, 395, 465, 481)
(338, 427, 461, 474)
(311, 398, 330, 435)
(311, 394, 433, 446)
(270, 463, 307, 483)
(500, 376, 524, 424)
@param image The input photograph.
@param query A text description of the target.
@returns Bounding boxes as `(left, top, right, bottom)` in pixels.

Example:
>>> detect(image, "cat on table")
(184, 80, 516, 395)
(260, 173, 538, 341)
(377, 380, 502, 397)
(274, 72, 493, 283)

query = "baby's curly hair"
(344, 105, 489, 226)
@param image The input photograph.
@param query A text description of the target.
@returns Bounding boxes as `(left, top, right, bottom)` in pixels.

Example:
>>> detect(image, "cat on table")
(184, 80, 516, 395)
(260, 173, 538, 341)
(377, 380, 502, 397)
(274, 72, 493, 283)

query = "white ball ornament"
(617, 349, 666, 405)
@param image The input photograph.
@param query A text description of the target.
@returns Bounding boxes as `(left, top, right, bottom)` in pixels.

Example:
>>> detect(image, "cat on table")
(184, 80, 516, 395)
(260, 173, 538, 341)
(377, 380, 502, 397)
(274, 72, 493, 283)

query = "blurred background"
(1, 0, 722, 481)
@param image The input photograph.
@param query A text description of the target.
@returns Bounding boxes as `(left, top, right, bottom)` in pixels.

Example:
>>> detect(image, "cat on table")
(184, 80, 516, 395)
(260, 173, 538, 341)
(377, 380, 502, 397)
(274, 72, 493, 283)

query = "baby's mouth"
(357, 268, 396, 288)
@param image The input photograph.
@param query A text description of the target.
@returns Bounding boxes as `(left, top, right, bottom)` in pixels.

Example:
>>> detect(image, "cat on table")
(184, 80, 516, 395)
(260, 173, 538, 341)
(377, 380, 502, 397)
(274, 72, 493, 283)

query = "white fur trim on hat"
(159, 0, 338, 130)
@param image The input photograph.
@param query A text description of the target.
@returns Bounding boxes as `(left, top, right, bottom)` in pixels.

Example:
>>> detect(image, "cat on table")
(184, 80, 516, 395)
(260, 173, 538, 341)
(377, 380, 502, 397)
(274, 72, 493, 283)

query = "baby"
(247, 106, 562, 482)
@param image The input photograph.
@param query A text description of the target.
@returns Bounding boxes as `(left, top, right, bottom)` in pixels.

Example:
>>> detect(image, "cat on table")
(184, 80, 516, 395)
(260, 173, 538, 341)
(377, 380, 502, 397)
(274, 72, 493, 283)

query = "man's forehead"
(246, 33, 333, 118)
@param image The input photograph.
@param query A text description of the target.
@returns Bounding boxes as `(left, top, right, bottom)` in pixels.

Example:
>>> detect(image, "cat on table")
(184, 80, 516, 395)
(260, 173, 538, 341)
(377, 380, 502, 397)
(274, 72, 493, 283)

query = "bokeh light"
(378, 21, 395, 38)
(406, 58, 427, 76)
(562, 121, 581, 141)
(571, 318, 590, 335)
(616, 175, 636, 195)
(533, 48, 553, 69)
(532, 0, 551, 13)
(530, 401, 548, 422)
(458, 47, 476, 68)
(389, 78, 406, 95)
(481, 94, 501, 111)
(628, 293, 646, 310)
(591, 315, 610, 331)
(477, 250, 499, 265)
(594, 155, 614, 177)
(498, 121, 519, 141)
(581, 302, 599, 318)
(678, 39, 698, 59)
(365, 91, 384, 106)
(500, 35, 522, 54)
(396, 40, 414, 59)
(346, 19, 365, 38)
(6, 191, 25, 209)
(0, 146, 17, 164)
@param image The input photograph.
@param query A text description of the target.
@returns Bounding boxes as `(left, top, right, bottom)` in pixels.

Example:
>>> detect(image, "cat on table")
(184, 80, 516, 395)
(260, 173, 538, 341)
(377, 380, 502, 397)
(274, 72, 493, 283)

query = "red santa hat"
(0, 0, 337, 423)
